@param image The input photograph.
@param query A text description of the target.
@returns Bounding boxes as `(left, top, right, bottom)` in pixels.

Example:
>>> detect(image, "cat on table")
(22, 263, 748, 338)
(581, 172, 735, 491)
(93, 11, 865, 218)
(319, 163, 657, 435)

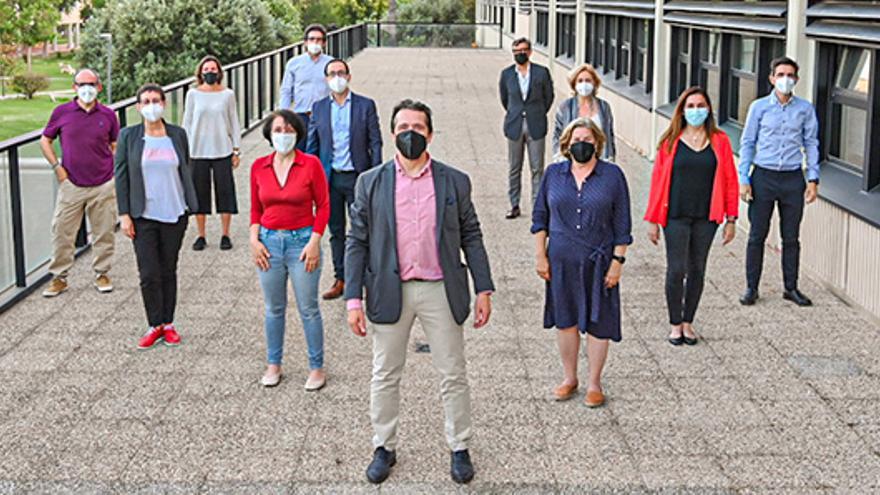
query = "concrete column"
(574, 0, 586, 63)
(786, 0, 815, 100)
(649, 0, 668, 161)
(548, 0, 557, 73)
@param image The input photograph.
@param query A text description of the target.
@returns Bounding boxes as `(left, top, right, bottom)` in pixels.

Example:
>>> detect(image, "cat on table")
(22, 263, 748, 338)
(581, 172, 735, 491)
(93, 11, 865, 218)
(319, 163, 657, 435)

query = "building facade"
(478, 0, 880, 319)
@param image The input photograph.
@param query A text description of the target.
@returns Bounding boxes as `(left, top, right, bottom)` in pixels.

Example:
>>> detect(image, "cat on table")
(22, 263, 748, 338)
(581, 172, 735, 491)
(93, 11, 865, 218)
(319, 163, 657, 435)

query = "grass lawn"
(29, 53, 78, 92)
(0, 95, 71, 142)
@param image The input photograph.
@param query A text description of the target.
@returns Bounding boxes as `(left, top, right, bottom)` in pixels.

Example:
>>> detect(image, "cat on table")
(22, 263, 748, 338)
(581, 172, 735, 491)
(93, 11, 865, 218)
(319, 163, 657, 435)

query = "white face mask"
(77, 85, 98, 104)
(575, 82, 594, 97)
(307, 43, 323, 55)
(272, 132, 297, 155)
(774, 76, 797, 95)
(327, 76, 348, 94)
(140, 103, 164, 123)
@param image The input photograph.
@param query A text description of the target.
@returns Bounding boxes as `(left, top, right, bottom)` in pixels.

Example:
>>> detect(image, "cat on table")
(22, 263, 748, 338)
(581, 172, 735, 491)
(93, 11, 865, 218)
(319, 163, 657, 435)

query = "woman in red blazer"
(645, 87, 738, 346)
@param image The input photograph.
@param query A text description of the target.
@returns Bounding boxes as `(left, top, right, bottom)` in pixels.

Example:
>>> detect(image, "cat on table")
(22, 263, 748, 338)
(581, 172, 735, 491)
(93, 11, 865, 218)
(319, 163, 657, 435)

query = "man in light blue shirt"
(306, 59, 383, 299)
(738, 56, 820, 307)
(278, 24, 334, 151)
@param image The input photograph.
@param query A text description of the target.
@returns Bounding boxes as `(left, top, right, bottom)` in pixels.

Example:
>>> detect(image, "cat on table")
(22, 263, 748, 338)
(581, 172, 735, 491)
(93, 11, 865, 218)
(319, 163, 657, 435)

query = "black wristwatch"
(808, 179, 819, 184)
(611, 255, 626, 265)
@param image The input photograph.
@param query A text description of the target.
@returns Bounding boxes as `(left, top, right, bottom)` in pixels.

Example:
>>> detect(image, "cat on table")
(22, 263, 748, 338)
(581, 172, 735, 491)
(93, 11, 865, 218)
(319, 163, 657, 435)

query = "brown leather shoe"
(553, 381, 578, 401)
(322, 280, 345, 300)
(584, 390, 605, 408)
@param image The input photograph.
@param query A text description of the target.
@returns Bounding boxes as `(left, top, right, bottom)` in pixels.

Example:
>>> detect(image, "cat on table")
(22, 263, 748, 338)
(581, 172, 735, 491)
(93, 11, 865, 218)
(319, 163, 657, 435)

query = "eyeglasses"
(327, 70, 348, 77)
(512, 49, 529, 55)
(306, 36, 325, 42)
(76, 82, 97, 87)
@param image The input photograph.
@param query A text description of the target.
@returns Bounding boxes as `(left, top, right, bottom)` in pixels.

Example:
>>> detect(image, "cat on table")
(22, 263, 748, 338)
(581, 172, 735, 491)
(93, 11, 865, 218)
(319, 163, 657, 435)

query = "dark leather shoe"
(366, 447, 396, 484)
(783, 289, 813, 306)
(505, 206, 521, 219)
(192, 237, 206, 251)
(220, 235, 233, 250)
(450, 450, 474, 484)
(668, 334, 684, 346)
(322, 279, 345, 300)
(739, 288, 759, 306)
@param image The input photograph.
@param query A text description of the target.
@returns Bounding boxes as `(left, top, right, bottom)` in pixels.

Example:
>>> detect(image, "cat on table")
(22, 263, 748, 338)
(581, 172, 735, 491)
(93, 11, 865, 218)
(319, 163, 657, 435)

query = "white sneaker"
(260, 372, 281, 387)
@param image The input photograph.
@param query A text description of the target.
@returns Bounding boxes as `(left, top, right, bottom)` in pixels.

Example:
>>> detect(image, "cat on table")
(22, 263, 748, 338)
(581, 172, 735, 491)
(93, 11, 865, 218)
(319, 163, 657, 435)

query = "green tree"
(394, 0, 475, 46)
(78, 0, 298, 101)
(0, 52, 23, 97)
(0, 0, 63, 70)
(332, 0, 388, 26)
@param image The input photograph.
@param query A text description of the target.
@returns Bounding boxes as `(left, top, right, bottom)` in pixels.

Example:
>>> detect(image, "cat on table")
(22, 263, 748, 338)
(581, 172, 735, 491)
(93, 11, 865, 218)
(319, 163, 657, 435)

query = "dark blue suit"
(306, 91, 383, 281)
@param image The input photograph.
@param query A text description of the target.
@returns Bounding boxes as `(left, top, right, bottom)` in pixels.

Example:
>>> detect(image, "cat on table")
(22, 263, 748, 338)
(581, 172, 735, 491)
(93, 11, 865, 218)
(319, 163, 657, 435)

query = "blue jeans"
(257, 226, 324, 368)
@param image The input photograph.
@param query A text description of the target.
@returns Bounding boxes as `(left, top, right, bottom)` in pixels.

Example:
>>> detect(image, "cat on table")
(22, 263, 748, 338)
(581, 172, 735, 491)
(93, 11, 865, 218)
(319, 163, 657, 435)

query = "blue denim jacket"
(738, 92, 820, 185)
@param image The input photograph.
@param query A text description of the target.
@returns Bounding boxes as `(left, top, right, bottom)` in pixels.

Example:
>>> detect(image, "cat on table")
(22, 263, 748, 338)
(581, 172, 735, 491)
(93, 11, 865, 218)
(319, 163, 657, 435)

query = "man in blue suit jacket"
(307, 58, 383, 300)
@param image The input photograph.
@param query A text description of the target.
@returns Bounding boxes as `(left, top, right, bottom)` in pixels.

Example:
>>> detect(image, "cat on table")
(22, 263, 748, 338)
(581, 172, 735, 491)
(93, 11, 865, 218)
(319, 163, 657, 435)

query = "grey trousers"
(507, 120, 545, 209)
(370, 281, 472, 452)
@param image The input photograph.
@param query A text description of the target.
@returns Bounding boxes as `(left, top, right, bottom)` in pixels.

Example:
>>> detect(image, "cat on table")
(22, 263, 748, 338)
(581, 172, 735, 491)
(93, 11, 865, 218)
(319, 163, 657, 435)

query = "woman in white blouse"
(183, 55, 242, 251)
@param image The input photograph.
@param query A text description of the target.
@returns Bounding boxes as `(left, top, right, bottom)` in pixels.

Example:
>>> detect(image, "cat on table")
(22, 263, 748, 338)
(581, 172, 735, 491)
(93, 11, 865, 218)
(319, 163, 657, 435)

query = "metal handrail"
(0, 21, 501, 313)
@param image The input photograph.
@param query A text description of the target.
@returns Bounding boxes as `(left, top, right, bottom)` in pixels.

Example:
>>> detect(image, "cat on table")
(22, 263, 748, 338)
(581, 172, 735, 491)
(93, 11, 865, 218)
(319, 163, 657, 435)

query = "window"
(584, 13, 654, 104)
(728, 34, 757, 125)
(828, 47, 871, 173)
(536, 11, 549, 47)
(607, 16, 618, 75)
(556, 13, 575, 60)
(619, 18, 631, 80)
(509, 7, 515, 33)
(635, 20, 649, 86)
(667, 26, 784, 126)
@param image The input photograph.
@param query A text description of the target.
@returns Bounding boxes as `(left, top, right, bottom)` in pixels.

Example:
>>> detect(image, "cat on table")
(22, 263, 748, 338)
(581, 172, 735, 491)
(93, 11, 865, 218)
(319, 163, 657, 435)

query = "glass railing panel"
(18, 139, 59, 275)
(0, 151, 16, 293)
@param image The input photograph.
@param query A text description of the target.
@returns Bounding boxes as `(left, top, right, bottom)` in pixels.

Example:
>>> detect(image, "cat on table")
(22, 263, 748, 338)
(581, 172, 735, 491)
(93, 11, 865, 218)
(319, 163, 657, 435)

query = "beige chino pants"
(49, 179, 116, 278)
(370, 280, 472, 452)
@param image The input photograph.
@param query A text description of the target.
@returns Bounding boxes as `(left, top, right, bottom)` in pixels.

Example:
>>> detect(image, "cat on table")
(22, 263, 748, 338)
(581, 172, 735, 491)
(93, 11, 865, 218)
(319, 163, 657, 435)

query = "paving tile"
(636, 455, 731, 490)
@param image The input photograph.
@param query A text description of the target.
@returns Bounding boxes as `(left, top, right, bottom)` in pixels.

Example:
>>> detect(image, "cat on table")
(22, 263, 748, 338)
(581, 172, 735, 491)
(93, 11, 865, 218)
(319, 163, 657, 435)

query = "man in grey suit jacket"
(345, 100, 494, 485)
(499, 37, 554, 219)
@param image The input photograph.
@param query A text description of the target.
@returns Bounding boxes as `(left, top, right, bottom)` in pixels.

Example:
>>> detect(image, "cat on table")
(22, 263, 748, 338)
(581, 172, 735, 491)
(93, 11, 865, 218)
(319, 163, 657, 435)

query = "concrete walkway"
(1, 48, 879, 494)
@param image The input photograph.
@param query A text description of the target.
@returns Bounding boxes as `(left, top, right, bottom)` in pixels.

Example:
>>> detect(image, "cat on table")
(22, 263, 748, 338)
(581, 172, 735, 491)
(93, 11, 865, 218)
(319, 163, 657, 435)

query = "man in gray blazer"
(499, 37, 554, 219)
(345, 99, 494, 485)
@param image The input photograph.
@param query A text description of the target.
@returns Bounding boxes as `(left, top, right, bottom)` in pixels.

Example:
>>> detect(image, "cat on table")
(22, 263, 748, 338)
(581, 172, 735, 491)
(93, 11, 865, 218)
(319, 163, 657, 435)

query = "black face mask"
(395, 130, 427, 160)
(514, 53, 529, 65)
(570, 141, 596, 163)
(203, 72, 219, 85)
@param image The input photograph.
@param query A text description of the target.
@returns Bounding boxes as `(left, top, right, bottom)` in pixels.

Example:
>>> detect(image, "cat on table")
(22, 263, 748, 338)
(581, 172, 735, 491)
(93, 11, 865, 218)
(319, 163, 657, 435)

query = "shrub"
(11, 72, 49, 99)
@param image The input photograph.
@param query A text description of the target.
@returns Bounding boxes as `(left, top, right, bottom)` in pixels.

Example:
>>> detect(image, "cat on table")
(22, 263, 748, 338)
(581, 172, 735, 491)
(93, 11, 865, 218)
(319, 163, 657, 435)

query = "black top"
(668, 142, 717, 220)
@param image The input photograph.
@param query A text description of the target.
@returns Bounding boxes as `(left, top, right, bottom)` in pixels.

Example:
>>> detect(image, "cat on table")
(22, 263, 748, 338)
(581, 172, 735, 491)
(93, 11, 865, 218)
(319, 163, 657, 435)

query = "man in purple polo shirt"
(39, 68, 120, 297)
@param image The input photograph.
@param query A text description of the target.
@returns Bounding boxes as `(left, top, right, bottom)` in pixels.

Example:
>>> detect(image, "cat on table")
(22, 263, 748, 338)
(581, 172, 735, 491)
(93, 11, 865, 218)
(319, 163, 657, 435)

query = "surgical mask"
(575, 82, 594, 97)
(395, 130, 427, 160)
(77, 84, 98, 104)
(327, 76, 348, 94)
(684, 107, 710, 127)
(570, 141, 595, 163)
(514, 52, 529, 65)
(775, 76, 796, 95)
(272, 132, 297, 155)
(307, 43, 323, 55)
(140, 103, 164, 123)
(203, 72, 219, 85)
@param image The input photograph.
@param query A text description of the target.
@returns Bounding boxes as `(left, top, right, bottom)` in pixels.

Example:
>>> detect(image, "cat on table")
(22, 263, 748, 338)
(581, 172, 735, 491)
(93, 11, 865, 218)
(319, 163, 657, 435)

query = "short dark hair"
(136, 83, 165, 103)
(770, 56, 799, 76)
(262, 109, 306, 147)
(512, 37, 531, 50)
(195, 55, 223, 85)
(304, 24, 327, 40)
(391, 99, 433, 134)
(324, 58, 350, 76)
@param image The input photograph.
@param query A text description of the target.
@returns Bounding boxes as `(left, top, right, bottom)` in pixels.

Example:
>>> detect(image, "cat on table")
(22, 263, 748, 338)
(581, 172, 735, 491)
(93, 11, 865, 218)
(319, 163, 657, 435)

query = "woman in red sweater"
(250, 109, 330, 389)
(645, 87, 738, 346)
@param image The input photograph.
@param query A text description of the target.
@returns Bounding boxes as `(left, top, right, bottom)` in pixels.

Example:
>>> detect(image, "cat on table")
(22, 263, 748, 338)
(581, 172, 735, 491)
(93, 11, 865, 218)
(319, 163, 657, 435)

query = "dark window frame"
(536, 11, 550, 47)
(584, 12, 654, 107)
(556, 12, 576, 60)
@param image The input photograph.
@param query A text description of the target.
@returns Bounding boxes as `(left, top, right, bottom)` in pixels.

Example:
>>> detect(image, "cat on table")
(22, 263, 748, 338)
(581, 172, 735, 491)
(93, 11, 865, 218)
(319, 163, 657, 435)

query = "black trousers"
(133, 216, 188, 327)
(296, 113, 310, 152)
(329, 171, 358, 281)
(663, 217, 718, 325)
(192, 156, 238, 215)
(746, 167, 806, 291)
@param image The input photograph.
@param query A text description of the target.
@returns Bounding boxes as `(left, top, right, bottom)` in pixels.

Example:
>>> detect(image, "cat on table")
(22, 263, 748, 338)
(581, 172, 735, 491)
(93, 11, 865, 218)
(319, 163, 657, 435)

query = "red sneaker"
(138, 326, 164, 350)
(163, 324, 181, 346)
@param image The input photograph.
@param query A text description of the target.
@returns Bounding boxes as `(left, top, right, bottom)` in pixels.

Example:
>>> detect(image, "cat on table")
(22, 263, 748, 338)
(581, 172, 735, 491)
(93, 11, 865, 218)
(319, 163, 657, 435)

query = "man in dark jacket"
(499, 37, 554, 219)
(344, 99, 494, 485)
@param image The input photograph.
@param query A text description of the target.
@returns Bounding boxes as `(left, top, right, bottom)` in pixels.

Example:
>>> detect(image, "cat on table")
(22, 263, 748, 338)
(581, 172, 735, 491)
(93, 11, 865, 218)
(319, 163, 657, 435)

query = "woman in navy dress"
(531, 118, 633, 408)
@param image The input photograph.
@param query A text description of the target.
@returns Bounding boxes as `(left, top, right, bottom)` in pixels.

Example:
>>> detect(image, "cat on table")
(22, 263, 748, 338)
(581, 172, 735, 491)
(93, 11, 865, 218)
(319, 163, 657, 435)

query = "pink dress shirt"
(347, 156, 443, 311)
